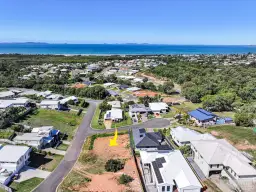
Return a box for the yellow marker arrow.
[109,128,118,146]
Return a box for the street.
[34,101,170,192]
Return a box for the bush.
[68,119,77,126]
[11,124,24,132]
[80,100,89,108]
[118,174,133,185]
[105,159,124,172]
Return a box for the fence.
[128,129,147,192]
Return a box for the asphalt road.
[34,101,170,192]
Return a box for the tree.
[99,101,111,112]
[118,174,134,185]
[234,112,254,127]
[105,159,124,172]
[162,81,174,94]
[143,77,148,83]
[179,145,191,157]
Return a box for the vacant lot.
[59,134,141,192]
[21,109,84,140]
[91,106,105,129]
[9,177,44,192]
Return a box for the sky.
[0,0,255,45]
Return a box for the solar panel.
[156,157,166,164]
[152,161,164,183]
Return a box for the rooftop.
[188,108,216,121]
[0,145,30,163]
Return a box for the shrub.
[118,174,133,185]
[11,124,24,132]
[105,159,124,172]
[68,119,77,126]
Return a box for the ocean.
[0,43,256,55]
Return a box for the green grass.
[207,125,256,145]
[173,102,202,112]
[111,112,132,128]
[28,152,64,172]
[57,143,69,151]
[214,111,235,118]
[91,106,105,129]
[161,111,176,118]
[58,171,91,192]
[10,177,44,192]
[0,129,14,139]
[21,109,84,140]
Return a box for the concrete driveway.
[16,166,51,183]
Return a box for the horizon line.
[0,42,255,46]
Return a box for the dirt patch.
[68,134,141,192]
[93,134,131,159]
[138,73,167,85]
[211,131,220,137]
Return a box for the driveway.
[34,101,170,192]
[187,157,206,180]
[16,166,51,183]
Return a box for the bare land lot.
[58,134,141,192]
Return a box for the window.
[217,164,219,168]
[210,165,212,168]
[167,186,170,191]
[162,186,165,191]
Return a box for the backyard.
[28,151,64,172]
[20,109,84,140]
[58,133,141,192]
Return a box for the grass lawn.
[10,177,44,192]
[207,125,256,145]
[91,106,105,129]
[57,143,69,151]
[20,109,84,140]
[58,171,90,192]
[214,111,235,118]
[111,112,132,128]
[173,102,202,113]
[28,152,64,172]
[0,129,14,139]
[161,111,176,118]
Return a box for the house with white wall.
[140,150,202,192]
[149,102,169,114]
[0,145,31,185]
[191,139,256,180]
[171,126,216,146]
[104,109,123,122]
[40,100,60,110]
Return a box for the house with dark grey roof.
[129,104,151,117]
[132,128,172,151]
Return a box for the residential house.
[107,101,121,109]
[0,98,31,109]
[140,150,202,192]
[188,108,217,127]
[0,91,15,99]
[104,109,123,121]
[107,90,119,97]
[132,128,172,151]
[83,81,95,86]
[60,96,79,104]
[0,145,31,185]
[14,126,60,149]
[191,139,256,180]
[37,90,52,98]
[0,100,13,109]
[171,126,216,146]
[129,104,151,117]
[149,102,169,114]
[40,100,60,110]
[126,87,141,92]
[103,83,116,88]
[118,84,129,90]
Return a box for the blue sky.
[0,0,255,45]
